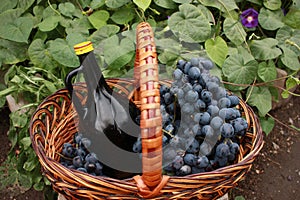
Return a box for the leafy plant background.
[0,0,299,198]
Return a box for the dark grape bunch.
[133,57,249,176]
[59,133,103,176]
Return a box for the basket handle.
[133,22,169,198]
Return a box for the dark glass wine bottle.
[65,41,141,179]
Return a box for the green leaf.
[234,195,246,200]
[23,154,39,172]
[133,0,151,11]
[263,0,282,10]
[222,54,258,89]
[33,181,44,191]
[276,26,300,53]
[174,0,192,3]
[205,36,228,67]
[89,25,120,45]
[0,39,27,64]
[105,0,130,8]
[223,18,247,46]
[103,36,135,69]
[154,0,177,9]
[88,10,110,29]
[168,4,211,43]
[17,0,35,11]
[0,0,18,13]
[10,112,27,128]
[66,33,87,47]
[250,38,282,60]
[258,7,284,30]
[58,2,76,18]
[258,61,277,82]
[283,9,300,29]
[286,76,299,90]
[280,46,300,70]
[20,137,32,150]
[38,16,61,32]
[247,86,272,116]
[199,0,238,11]
[111,7,135,24]
[28,39,57,69]
[91,0,106,9]
[236,46,255,64]
[0,8,23,25]
[246,0,262,5]
[48,38,79,67]
[0,17,33,43]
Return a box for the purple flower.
[240,8,259,28]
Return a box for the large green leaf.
[168,4,211,43]
[90,0,106,9]
[276,26,300,53]
[111,7,135,24]
[38,16,61,32]
[205,36,228,67]
[133,0,151,11]
[250,38,282,60]
[258,7,284,30]
[223,18,246,46]
[263,0,282,10]
[48,38,79,67]
[102,35,135,69]
[283,9,300,29]
[0,17,33,43]
[257,61,277,82]
[105,0,130,8]
[199,0,238,11]
[247,86,272,116]
[17,0,35,11]
[154,0,177,9]
[28,39,57,69]
[0,39,27,64]
[88,10,110,29]
[280,46,300,70]
[58,2,76,18]
[0,0,18,13]
[222,54,258,89]
[260,116,275,135]
[89,25,120,45]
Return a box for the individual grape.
[231,117,248,133]
[84,162,96,173]
[216,156,228,167]
[73,156,83,168]
[74,133,83,144]
[229,142,240,154]
[201,125,214,138]
[183,153,198,166]
[210,116,223,131]
[176,165,192,176]
[215,143,230,158]
[199,142,212,156]
[181,102,194,115]
[183,62,192,74]
[200,90,212,103]
[176,88,184,99]
[182,83,193,93]
[160,84,169,96]
[214,87,227,100]
[85,153,98,164]
[193,113,201,123]
[177,59,186,71]
[164,124,175,136]
[75,148,86,158]
[186,139,200,154]
[81,137,91,149]
[194,99,206,111]
[207,105,219,117]
[181,74,189,84]
[193,84,202,94]
[173,68,183,80]
[206,81,219,93]
[62,143,75,158]
[220,123,235,138]
[199,58,214,70]
[163,92,174,105]
[218,97,231,108]
[198,75,207,88]
[219,108,237,121]
[94,162,103,175]
[185,90,198,103]
[188,67,201,80]
[197,156,209,168]
[228,95,240,107]
[199,112,211,125]
[190,57,200,66]
[228,152,236,162]
[172,155,184,170]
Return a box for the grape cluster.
[60,133,103,176]
[133,57,248,176]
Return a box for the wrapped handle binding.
[133,22,169,198]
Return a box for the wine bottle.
[65,41,141,179]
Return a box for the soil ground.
[0,87,299,200]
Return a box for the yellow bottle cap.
[74,41,94,55]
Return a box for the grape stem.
[267,113,300,133]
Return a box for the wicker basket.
[29,22,264,200]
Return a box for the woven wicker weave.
[30,22,264,199]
